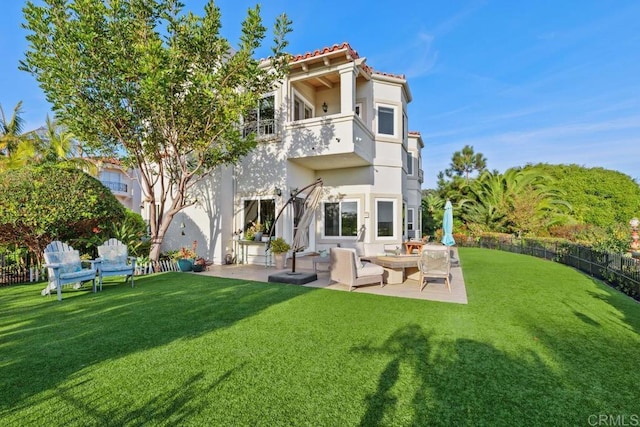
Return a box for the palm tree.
[0,102,34,171]
[461,168,571,236]
[460,171,509,232]
[33,116,97,175]
[1,109,97,174]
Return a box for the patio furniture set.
[329,244,454,292]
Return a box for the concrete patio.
[199,248,468,304]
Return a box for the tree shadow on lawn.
[30,365,245,425]
[354,324,615,426]
[0,273,314,413]
[584,277,640,336]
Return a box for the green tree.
[21,0,292,261]
[0,166,125,261]
[445,145,487,183]
[461,168,571,236]
[421,189,444,237]
[524,164,640,228]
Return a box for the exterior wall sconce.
[180,221,185,236]
[322,102,328,113]
[274,187,282,197]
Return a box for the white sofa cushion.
[357,262,384,277]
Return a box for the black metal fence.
[461,236,640,301]
[0,253,41,286]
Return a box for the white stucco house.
[97,159,142,212]
[155,42,424,264]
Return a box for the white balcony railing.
[101,180,128,193]
[242,119,279,139]
[284,113,375,168]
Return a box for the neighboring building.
[97,159,141,212]
[157,43,424,264]
[30,125,143,213]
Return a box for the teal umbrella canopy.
[441,200,455,246]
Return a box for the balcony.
[101,180,128,194]
[242,119,280,141]
[284,113,375,170]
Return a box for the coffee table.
[364,255,420,284]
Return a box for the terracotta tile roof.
[408,131,421,136]
[289,42,405,80]
[290,42,361,62]
[87,157,123,166]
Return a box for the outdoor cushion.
[100,264,134,273]
[99,245,128,268]
[357,262,384,277]
[45,250,82,275]
[343,247,364,268]
[42,242,98,300]
[60,269,96,281]
[96,238,135,291]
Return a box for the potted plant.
[270,237,290,270]
[244,221,264,241]
[173,243,197,272]
[192,257,206,272]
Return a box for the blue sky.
[2,1,639,188]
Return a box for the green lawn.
[1,248,638,426]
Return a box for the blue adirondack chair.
[96,238,136,290]
[43,241,99,301]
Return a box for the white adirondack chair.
[42,241,99,301]
[96,238,136,291]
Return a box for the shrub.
[270,237,290,254]
[0,166,125,260]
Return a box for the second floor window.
[407,152,414,175]
[323,200,358,237]
[378,106,394,136]
[244,95,275,138]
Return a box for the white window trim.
[376,103,397,138]
[241,92,277,140]
[292,89,315,122]
[355,102,363,119]
[321,199,360,239]
[407,151,415,176]
[407,208,415,231]
[241,196,276,230]
[402,111,408,140]
[375,198,397,240]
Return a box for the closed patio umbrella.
[441,200,455,246]
[292,184,323,252]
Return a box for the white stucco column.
[339,64,357,114]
